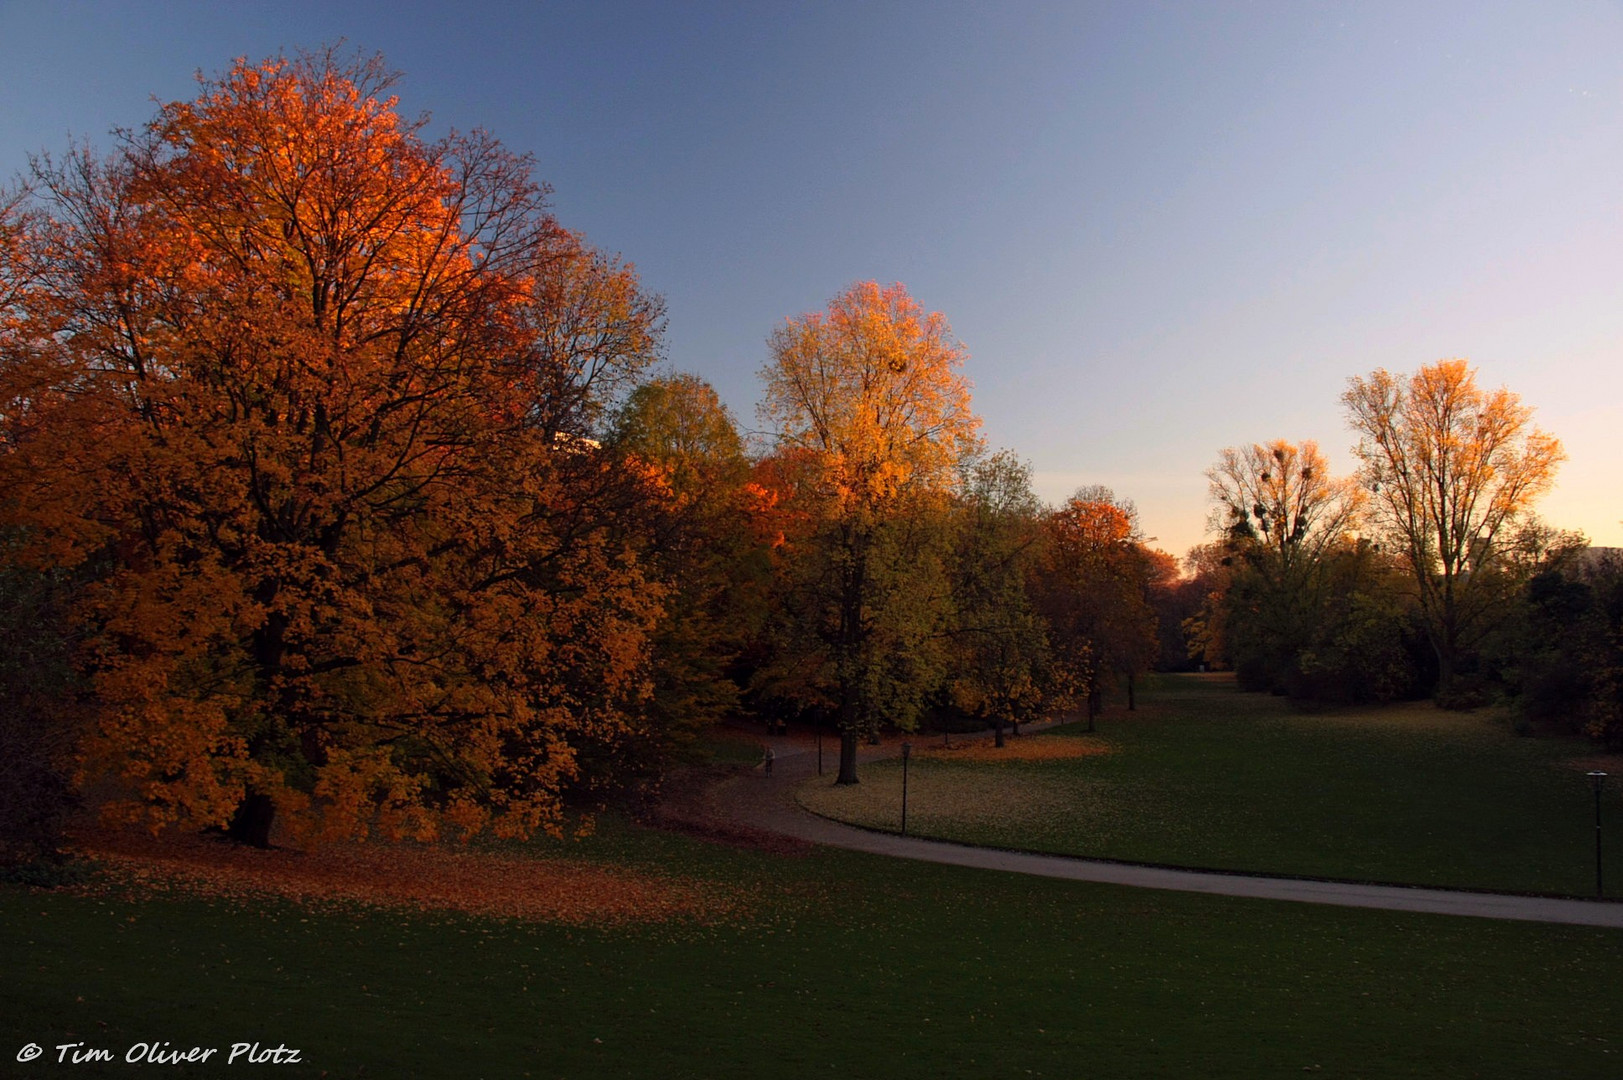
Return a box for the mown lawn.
[800,673,1623,895]
[4,819,1622,1079]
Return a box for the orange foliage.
[756,284,984,778]
[1039,491,1160,690]
[1048,498,1135,562]
[742,448,822,551]
[0,51,665,844]
[1344,360,1564,580]
[760,281,982,517]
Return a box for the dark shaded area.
[0,553,82,866]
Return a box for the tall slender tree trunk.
[835,525,867,785]
[1434,639,1456,702]
[836,727,860,785]
[1433,598,1459,701]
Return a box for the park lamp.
[900,742,913,837]
[1588,771,1608,899]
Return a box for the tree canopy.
[1343,359,1565,695]
[0,50,666,845]
[760,281,981,517]
[946,451,1052,745]
[1207,440,1363,571]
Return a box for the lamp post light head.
[1591,771,1609,785]
[901,741,911,761]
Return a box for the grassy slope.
[800,674,1623,895]
[5,821,1623,1079]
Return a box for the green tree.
[609,374,764,764]
[946,451,1053,747]
[1204,440,1365,694]
[1578,550,1623,745]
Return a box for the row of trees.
[1190,359,1622,741]
[626,281,1175,786]
[7,50,1612,861]
[0,51,1176,858]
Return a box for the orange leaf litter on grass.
[73,829,752,927]
[917,737,1112,764]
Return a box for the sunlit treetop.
[759,281,982,514]
[1206,439,1364,570]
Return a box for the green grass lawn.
[800,673,1623,896]
[5,819,1623,1079]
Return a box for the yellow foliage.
[1343,358,1566,687]
[760,281,983,517]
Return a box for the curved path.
[705,734,1623,929]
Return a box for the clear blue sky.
[4,1,1620,558]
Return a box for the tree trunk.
[226,793,276,848]
[836,728,860,785]
[1127,673,1136,711]
[993,716,1005,748]
[1434,639,1456,703]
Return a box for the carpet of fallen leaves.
[918,736,1112,764]
[69,827,753,927]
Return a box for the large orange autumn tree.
[0,51,666,845]
[758,282,982,784]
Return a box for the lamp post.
[900,742,912,837]
[1589,771,1608,899]
[816,719,823,777]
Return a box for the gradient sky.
[3,1,1619,558]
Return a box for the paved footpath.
[706,732,1623,929]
